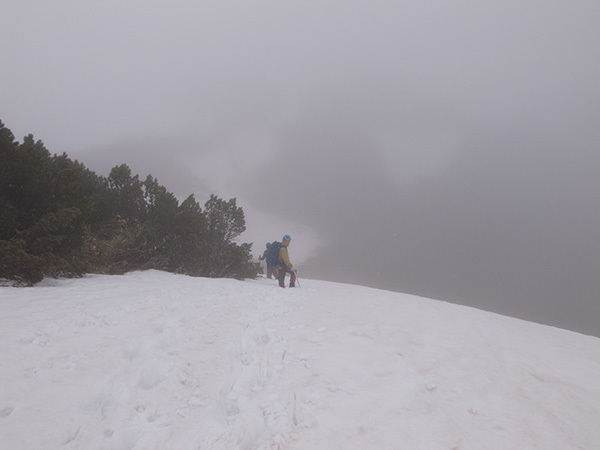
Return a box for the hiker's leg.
[278,268,286,288]
[289,271,296,288]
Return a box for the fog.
[249,87,600,336]
[2,1,599,335]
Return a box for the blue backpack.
[266,241,282,265]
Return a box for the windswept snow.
[1,270,599,449]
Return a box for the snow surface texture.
[1,271,599,450]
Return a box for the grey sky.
[2,1,599,335]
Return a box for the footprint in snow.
[0,406,14,418]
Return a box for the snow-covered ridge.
[1,270,599,449]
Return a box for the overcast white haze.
[1,271,600,449]
[2,1,600,336]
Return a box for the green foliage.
[202,195,254,278]
[0,239,43,285]
[165,194,207,274]
[108,164,146,223]
[0,120,258,284]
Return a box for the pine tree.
[168,194,207,274]
[202,195,253,278]
[0,121,259,283]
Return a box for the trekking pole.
[295,271,301,288]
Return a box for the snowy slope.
[1,271,599,449]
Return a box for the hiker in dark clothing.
[258,242,277,279]
[276,235,296,288]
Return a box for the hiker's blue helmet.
[282,235,291,241]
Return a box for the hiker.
[258,242,277,279]
[276,235,297,288]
